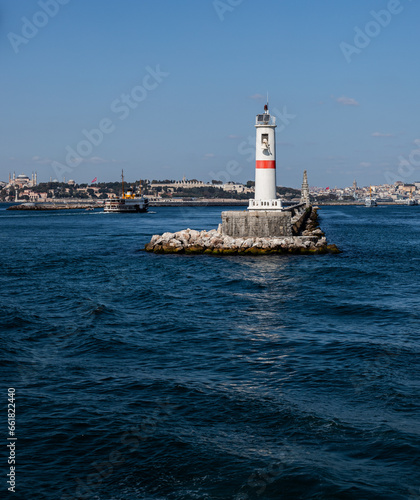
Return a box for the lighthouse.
[220,102,301,239]
[248,104,283,211]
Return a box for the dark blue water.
[1,204,419,500]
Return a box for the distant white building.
[151,176,211,189]
[221,182,253,194]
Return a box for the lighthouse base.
[144,206,341,255]
[220,210,292,238]
[248,199,284,210]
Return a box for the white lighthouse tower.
[248,104,283,211]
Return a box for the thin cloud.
[31,155,112,166]
[371,132,394,137]
[249,93,264,100]
[360,162,371,167]
[83,157,122,165]
[88,156,107,164]
[204,153,215,159]
[323,155,346,161]
[227,134,241,140]
[32,156,53,165]
[335,96,360,106]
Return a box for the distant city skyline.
[2,0,420,188]
[3,170,419,193]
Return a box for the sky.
[1,0,420,188]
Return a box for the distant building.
[7,172,37,188]
[222,182,253,194]
[149,177,253,194]
[398,184,415,194]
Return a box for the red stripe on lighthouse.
[256,160,276,169]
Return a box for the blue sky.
[1,0,420,188]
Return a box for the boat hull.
[365,198,377,207]
[104,198,149,213]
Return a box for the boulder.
[316,237,327,247]
[169,239,183,248]
[269,238,284,249]
[209,236,223,247]
[175,230,190,244]
[222,235,236,247]
[161,232,174,243]
[189,229,200,240]
[241,238,255,248]
[300,236,318,243]
[149,234,161,246]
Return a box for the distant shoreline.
[2,200,414,209]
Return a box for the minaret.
[301,170,310,207]
[35,172,38,186]
[248,103,283,210]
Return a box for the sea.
[0,203,419,500]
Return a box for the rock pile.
[145,208,340,255]
[145,230,339,255]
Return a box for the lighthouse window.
[263,114,270,122]
[257,114,264,122]
[261,134,268,144]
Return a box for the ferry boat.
[365,186,377,207]
[406,193,418,205]
[104,171,149,213]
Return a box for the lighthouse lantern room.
[248,104,284,211]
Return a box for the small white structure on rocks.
[248,104,283,211]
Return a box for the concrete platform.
[221,210,293,238]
